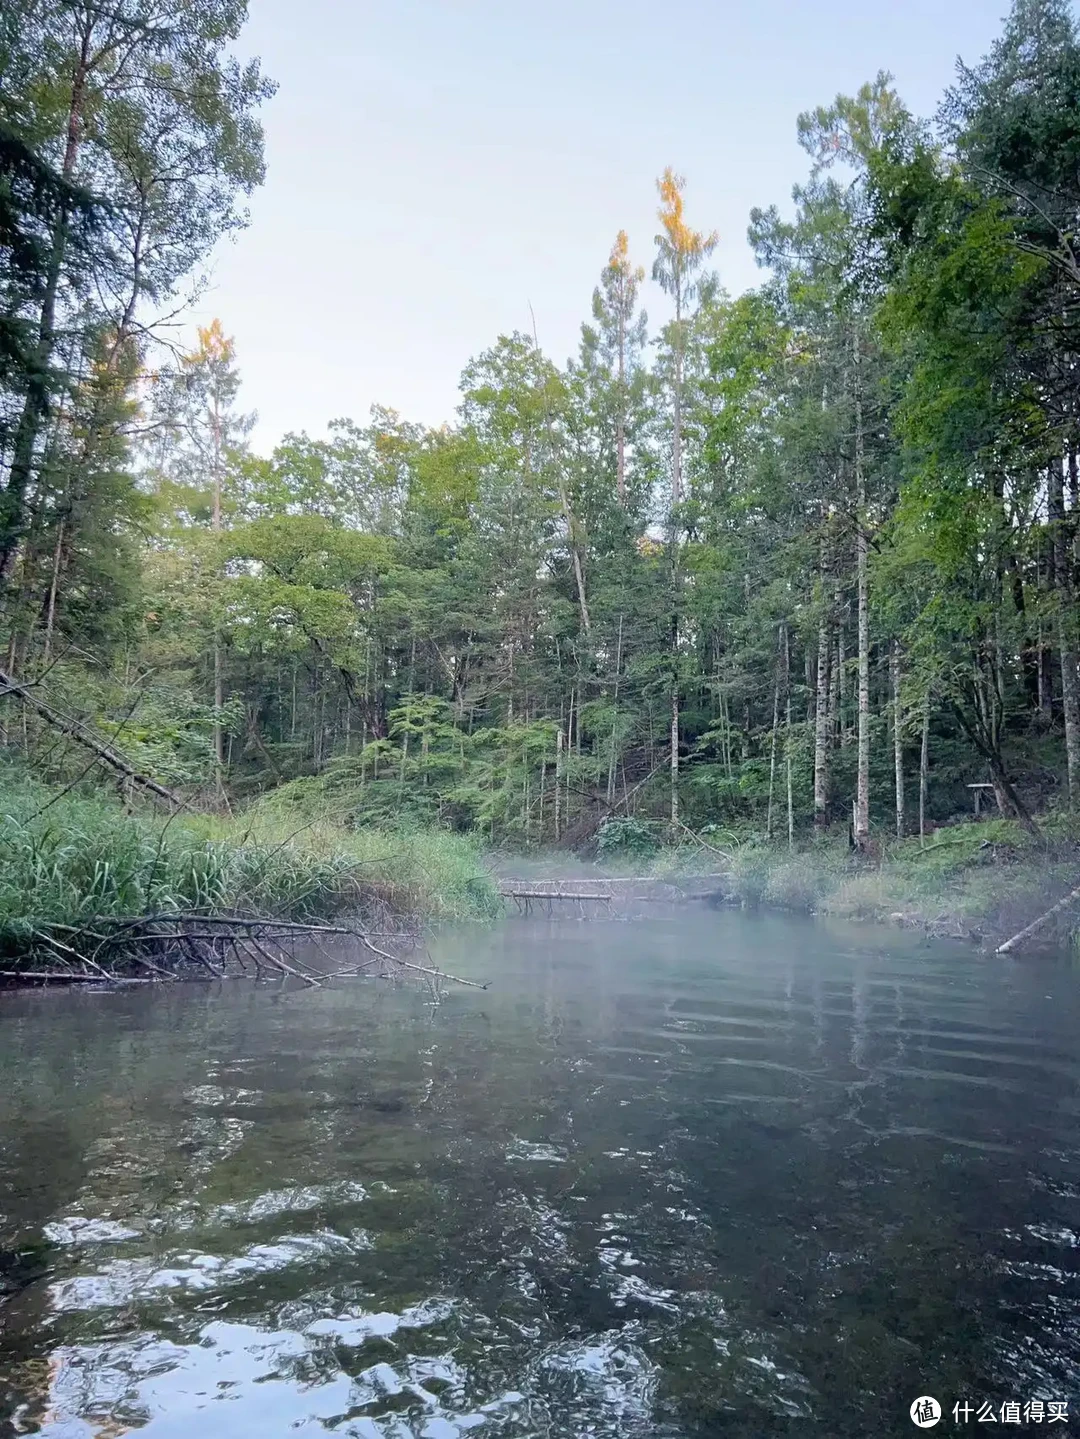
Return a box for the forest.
[1,0,1079,890]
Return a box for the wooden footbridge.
[495,875,723,917]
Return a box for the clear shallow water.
[0,911,1079,1437]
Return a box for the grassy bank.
[0,774,500,971]
[485,817,1080,949]
[708,818,1080,948]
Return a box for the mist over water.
[1,911,1079,1436]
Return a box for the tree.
[653,170,719,509]
[146,320,253,780]
[0,0,272,590]
[9,0,1080,848]
[653,170,718,826]
[585,231,648,505]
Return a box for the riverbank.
[690,818,1080,949]
[498,816,1080,949]
[4,763,1077,978]
[0,774,500,975]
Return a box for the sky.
[186,0,1012,451]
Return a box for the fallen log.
[995,880,1080,954]
[0,970,159,984]
[501,888,612,901]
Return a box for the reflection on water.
[1,911,1079,1436]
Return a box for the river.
[0,911,1078,1436]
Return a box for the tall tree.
[0,0,272,590]
[147,320,253,779]
[586,231,648,505]
[653,170,718,826]
[653,170,719,509]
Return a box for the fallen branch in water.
[357,935,488,989]
[995,879,1080,954]
[0,969,160,983]
[0,910,460,989]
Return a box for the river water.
[0,911,1079,1437]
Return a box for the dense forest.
[2,0,1080,859]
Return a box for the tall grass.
[0,774,500,963]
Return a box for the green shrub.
[726,848,772,908]
[596,817,661,861]
[762,855,826,913]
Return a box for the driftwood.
[355,934,487,989]
[495,874,724,918]
[502,887,613,901]
[0,668,182,808]
[0,910,476,990]
[995,880,1080,954]
[498,881,613,918]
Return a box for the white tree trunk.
[892,640,904,839]
[212,391,225,787]
[670,688,679,828]
[814,607,831,828]
[766,631,781,842]
[854,335,870,851]
[784,621,794,850]
[1050,458,1080,804]
[919,688,930,846]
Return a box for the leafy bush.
[596,817,661,860]
[762,855,827,913]
[726,847,772,908]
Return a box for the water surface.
[1,911,1079,1436]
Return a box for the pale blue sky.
[190,0,1011,449]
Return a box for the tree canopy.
[2,0,1079,853]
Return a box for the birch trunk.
[783,621,794,850]
[607,613,623,805]
[672,334,683,507]
[891,640,904,839]
[813,603,832,829]
[854,333,871,852]
[670,686,680,828]
[766,631,781,843]
[555,721,563,840]
[919,688,930,846]
[42,515,65,666]
[669,289,683,826]
[1049,458,1080,804]
[211,383,225,789]
[837,621,850,746]
[616,291,626,504]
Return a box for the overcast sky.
[185,0,1011,450]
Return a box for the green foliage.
[596,817,661,860]
[2,0,1078,876]
[0,769,499,962]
